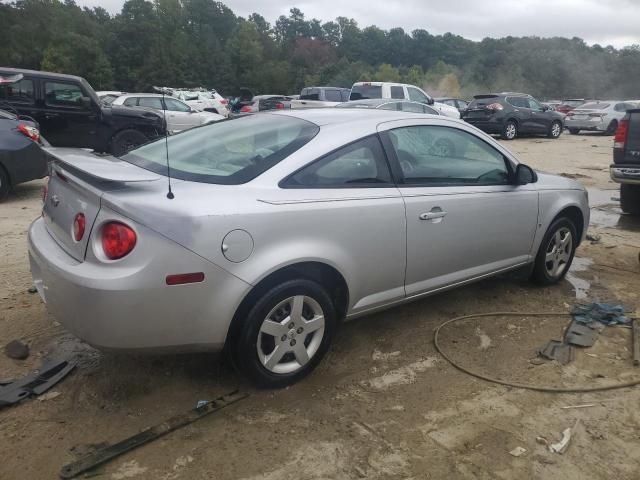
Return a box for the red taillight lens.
[73,213,86,242]
[240,105,252,113]
[18,124,40,142]
[486,102,504,111]
[166,272,205,285]
[101,222,137,260]
[614,118,629,149]
[275,102,284,110]
[219,98,228,105]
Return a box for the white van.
[350,82,460,118]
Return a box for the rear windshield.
[350,85,382,100]
[121,115,319,185]
[579,102,609,110]
[300,88,320,100]
[468,96,500,108]
[562,100,585,107]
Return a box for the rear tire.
[110,129,148,156]
[0,167,10,201]
[569,128,580,135]
[501,120,518,140]
[620,184,640,215]
[548,121,563,139]
[531,217,578,285]
[605,120,618,136]
[232,279,336,388]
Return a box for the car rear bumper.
[462,118,503,134]
[28,216,251,352]
[2,141,48,186]
[565,119,607,131]
[610,164,640,184]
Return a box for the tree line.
[1,0,639,100]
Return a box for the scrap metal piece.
[564,321,596,347]
[0,359,75,408]
[539,340,574,365]
[59,390,248,479]
[633,319,640,367]
[549,420,579,454]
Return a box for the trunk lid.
[43,148,162,261]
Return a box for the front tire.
[501,120,518,140]
[569,128,580,135]
[548,121,562,139]
[620,184,640,215]
[0,167,10,201]
[531,218,578,285]
[232,279,336,388]
[110,129,148,156]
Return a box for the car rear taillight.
[589,113,605,118]
[614,118,629,149]
[101,222,137,260]
[485,102,503,111]
[275,102,284,110]
[18,124,40,142]
[240,105,252,113]
[219,99,228,105]
[73,213,86,242]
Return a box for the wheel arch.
[224,261,350,349]
[551,205,585,245]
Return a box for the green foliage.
[1,0,639,99]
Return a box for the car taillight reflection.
[73,213,86,242]
[101,222,137,260]
[18,124,40,142]
[614,118,629,149]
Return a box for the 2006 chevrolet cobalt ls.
[29,109,589,387]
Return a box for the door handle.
[419,209,447,221]
[44,113,60,120]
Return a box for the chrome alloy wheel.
[257,295,325,374]
[551,122,561,137]
[544,227,573,278]
[505,122,517,139]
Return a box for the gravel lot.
[1,132,640,480]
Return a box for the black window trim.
[379,125,517,188]
[279,134,397,189]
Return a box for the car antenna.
[159,88,174,199]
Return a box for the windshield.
[578,102,609,110]
[121,114,319,185]
[350,85,382,100]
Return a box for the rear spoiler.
[45,147,161,183]
[473,94,499,99]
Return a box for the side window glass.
[401,102,425,113]
[379,102,400,111]
[407,87,429,104]
[164,98,191,112]
[528,98,543,111]
[325,90,342,102]
[341,90,350,102]
[138,97,163,109]
[44,82,85,108]
[284,136,392,187]
[123,97,138,107]
[388,126,510,186]
[0,79,35,104]
[390,86,405,99]
[457,100,469,110]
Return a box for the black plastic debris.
[539,340,574,364]
[565,322,597,347]
[0,359,75,408]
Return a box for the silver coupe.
[28,109,589,387]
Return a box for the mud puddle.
[588,187,640,231]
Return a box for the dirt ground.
[1,131,640,480]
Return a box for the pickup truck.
[289,87,350,109]
[611,108,640,215]
[0,68,166,156]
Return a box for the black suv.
[462,93,565,140]
[0,68,166,155]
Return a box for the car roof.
[269,107,441,126]
[0,67,84,82]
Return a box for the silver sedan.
[566,100,638,135]
[28,109,589,387]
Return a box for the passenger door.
[527,98,550,132]
[279,135,407,314]
[379,121,539,297]
[39,80,98,148]
[163,97,196,131]
[506,96,534,133]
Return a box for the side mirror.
[541,105,549,112]
[515,164,537,185]
[80,96,92,109]
[427,96,435,105]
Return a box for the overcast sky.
[78,0,640,48]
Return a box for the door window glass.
[138,97,163,109]
[0,79,35,104]
[506,96,528,108]
[379,102,400,111]
[164,98,191,112]
[407,87,430,104]
[123,97,138,107]
[390,86,405,99]
[527,98,543,111]
[283,136,392,187]
[388,126,510,186]
[401,102,427,113]
[325,90,342,102]
[44,82,85,108]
